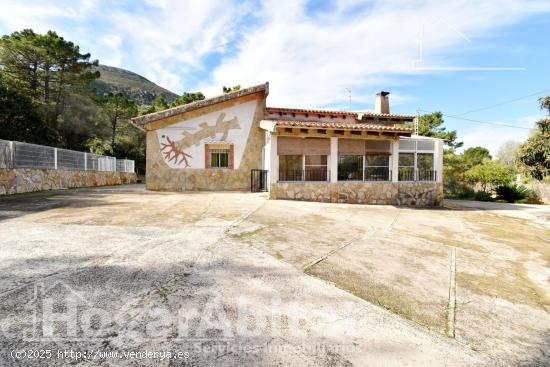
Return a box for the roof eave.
[268,120,413,134]
[131,82,269,127]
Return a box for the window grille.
[209,148,230,168]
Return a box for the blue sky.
[1,0,549,154]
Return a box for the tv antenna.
[344,87,352,111]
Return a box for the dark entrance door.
[251,169,268,192]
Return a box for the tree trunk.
[30,62,39,95]
[111,119,117,150]
[44,65,50,102]
[111,104,119,151]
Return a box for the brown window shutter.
[338,138,365,155]
[205,144,210,168]
[277,137,304,155]
[304,138,330,155]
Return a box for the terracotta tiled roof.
[266,107,415,120]
[267,119,413,133]
[267,107,354,116]
[359,111,416,119]
[131,82,269,127]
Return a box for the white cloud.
[459,115,542,155]
[202,0,550,108]
[109,0,251,92]
[0,0,548,109]
[97,35,123,66]
[0,0,97,33]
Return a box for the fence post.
[84,153,87,171]
[9,141,14,169]
[54,148,58,169]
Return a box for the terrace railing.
[364,167,391,181]
[398,167,436,182]
[338,167,392,182]
[279,168,329,182]
[398,167,415,181]
[338,168,363,181]
[0,139,134,173]
[418,169,436,182]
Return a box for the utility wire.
[449,89,550,117]
[418,109,532,130]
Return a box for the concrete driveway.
[1,185,547,366]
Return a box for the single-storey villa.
[131,82,444,206]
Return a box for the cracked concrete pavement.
[0,185,503,366]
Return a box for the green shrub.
[474,191,493,202]
[457,187,475,199]
[495,184,530,203]
[465,160,513,192]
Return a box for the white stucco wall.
[155,100,258,169]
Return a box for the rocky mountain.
[93,65,178,106]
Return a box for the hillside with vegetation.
[93,65,178,106]
[0,29,205,174]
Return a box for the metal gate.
[251,169,268,192]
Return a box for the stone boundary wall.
[0,168,136,195]
[270,182,443,206]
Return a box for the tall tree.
[517,96,550,180]
[99,93,137,150]
[465,160,513,192]
[0,30,99,117]
[496,141,520,170]
[517,119,550,180]
[539,96,550,114]
[415,112,463,148]
[0,29,44,98]
[443,147,490,194]
[462,146,491,170]
[0,73,54,144]
[171,91,205,107]
[0,29,100,148]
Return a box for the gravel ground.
[2,184,541,366]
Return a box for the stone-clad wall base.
[397,182,443,206]
[270,182,443,207]
[0,169,137,195]
[146,168,254,192]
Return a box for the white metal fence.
[0,139,134,173]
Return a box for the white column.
[263,131,270,172]
[9,141,14,168]
[269,135,278,185]
[434,139,444,183]
[330,137,338,183]
[54,148,58,170]
[391,139,399,182]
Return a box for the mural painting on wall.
[156,100,257,169]
[160,113,239,167]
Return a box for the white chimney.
[375,91,390,114]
